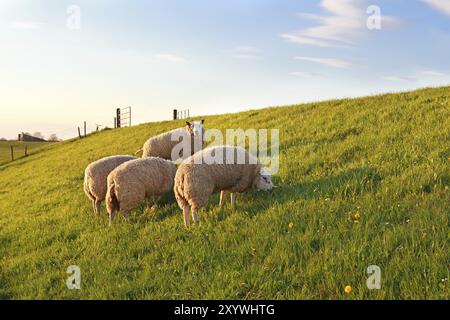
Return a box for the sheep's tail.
[134,148,143,155]
[106,182,120,214]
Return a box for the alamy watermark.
[170,128,280,175]
[66,265,81,290]
[367,5,382,30]
[66,5,81,30]
[366,265,381,290]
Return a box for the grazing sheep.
[174,146,274,227]
[135,120,205,161]
[83,155,137,215]
[106,157,178,225]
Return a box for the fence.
[115,107,132,128]
[0,144,30,165]
[173,109,190,120]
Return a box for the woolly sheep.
[83,155,137,215]
[106,157,178,225]
[174,145,274,227]
[135,120,205,160]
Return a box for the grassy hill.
[0,141,53,166]
[0,87,449,299]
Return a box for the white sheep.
[174,145,274,227]
[106,157,178,225]
[135,120,205,161]
[83,155,137,215]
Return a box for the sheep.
[83,155,137,215]
[134,120,205,161]
[174,145,274,227]
[106,157,178,226]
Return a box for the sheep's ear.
[186,121,191,127]
[201,119,205,124]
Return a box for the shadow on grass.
[119,167,382,225]
[231,167,382,219]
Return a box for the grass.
[0,141,54,166]
[0,86,449,299]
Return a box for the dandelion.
[288,222,294,229]
[352,211,361,224]
[344,285,352,294]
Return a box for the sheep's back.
[111,157,177,198]
[84,155,136,199]
[143,128,191,159]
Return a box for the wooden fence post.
[78,127,82,138]
[173,109,178,120]
[84,121,87,137]
[116,108,121,128]
[25,145,28,157]
[10,146,14,161]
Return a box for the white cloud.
[421,0,450,16]
[295,56,353,68]
[421,70,448,76]
[383,76,417,82]
[282,0,400,47]
[232,46,261,60]
[8,21,43,29]
[290,71,324,78]
[154,53,186,63]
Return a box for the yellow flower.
[288,222,294,229]
[354,212,361,220]
[344,285,352,294]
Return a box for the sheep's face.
[255,168,274,191]
[186,120,205,138]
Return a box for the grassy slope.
[0,87,449,300]
[0,141,53,166]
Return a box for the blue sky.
[1,0,450,139]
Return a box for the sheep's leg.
[192,208,199,226]
[109,210,117,227]
[183,205,191,228]
[91,199,97,215]
[152,196,161,207]
[94,200,101,215]
[231,193,237,208]
[219,191,227,207]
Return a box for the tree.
[33,132,45,140]
[0,137,6,141]
[48,134,60,142]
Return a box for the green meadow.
[0,86,449,299]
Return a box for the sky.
[1,0,450,140]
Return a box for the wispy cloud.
[421,70,448,76]
[8,21,44,29]
[421,0,450,16]
[295,56,353,68]
[290,71,324,78]
[232,46,261,60]
[154,53,186,63]
[383,76,417,82]
[281,0,400,47]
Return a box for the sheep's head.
[254,167,274,191]
[186,120,205,138]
